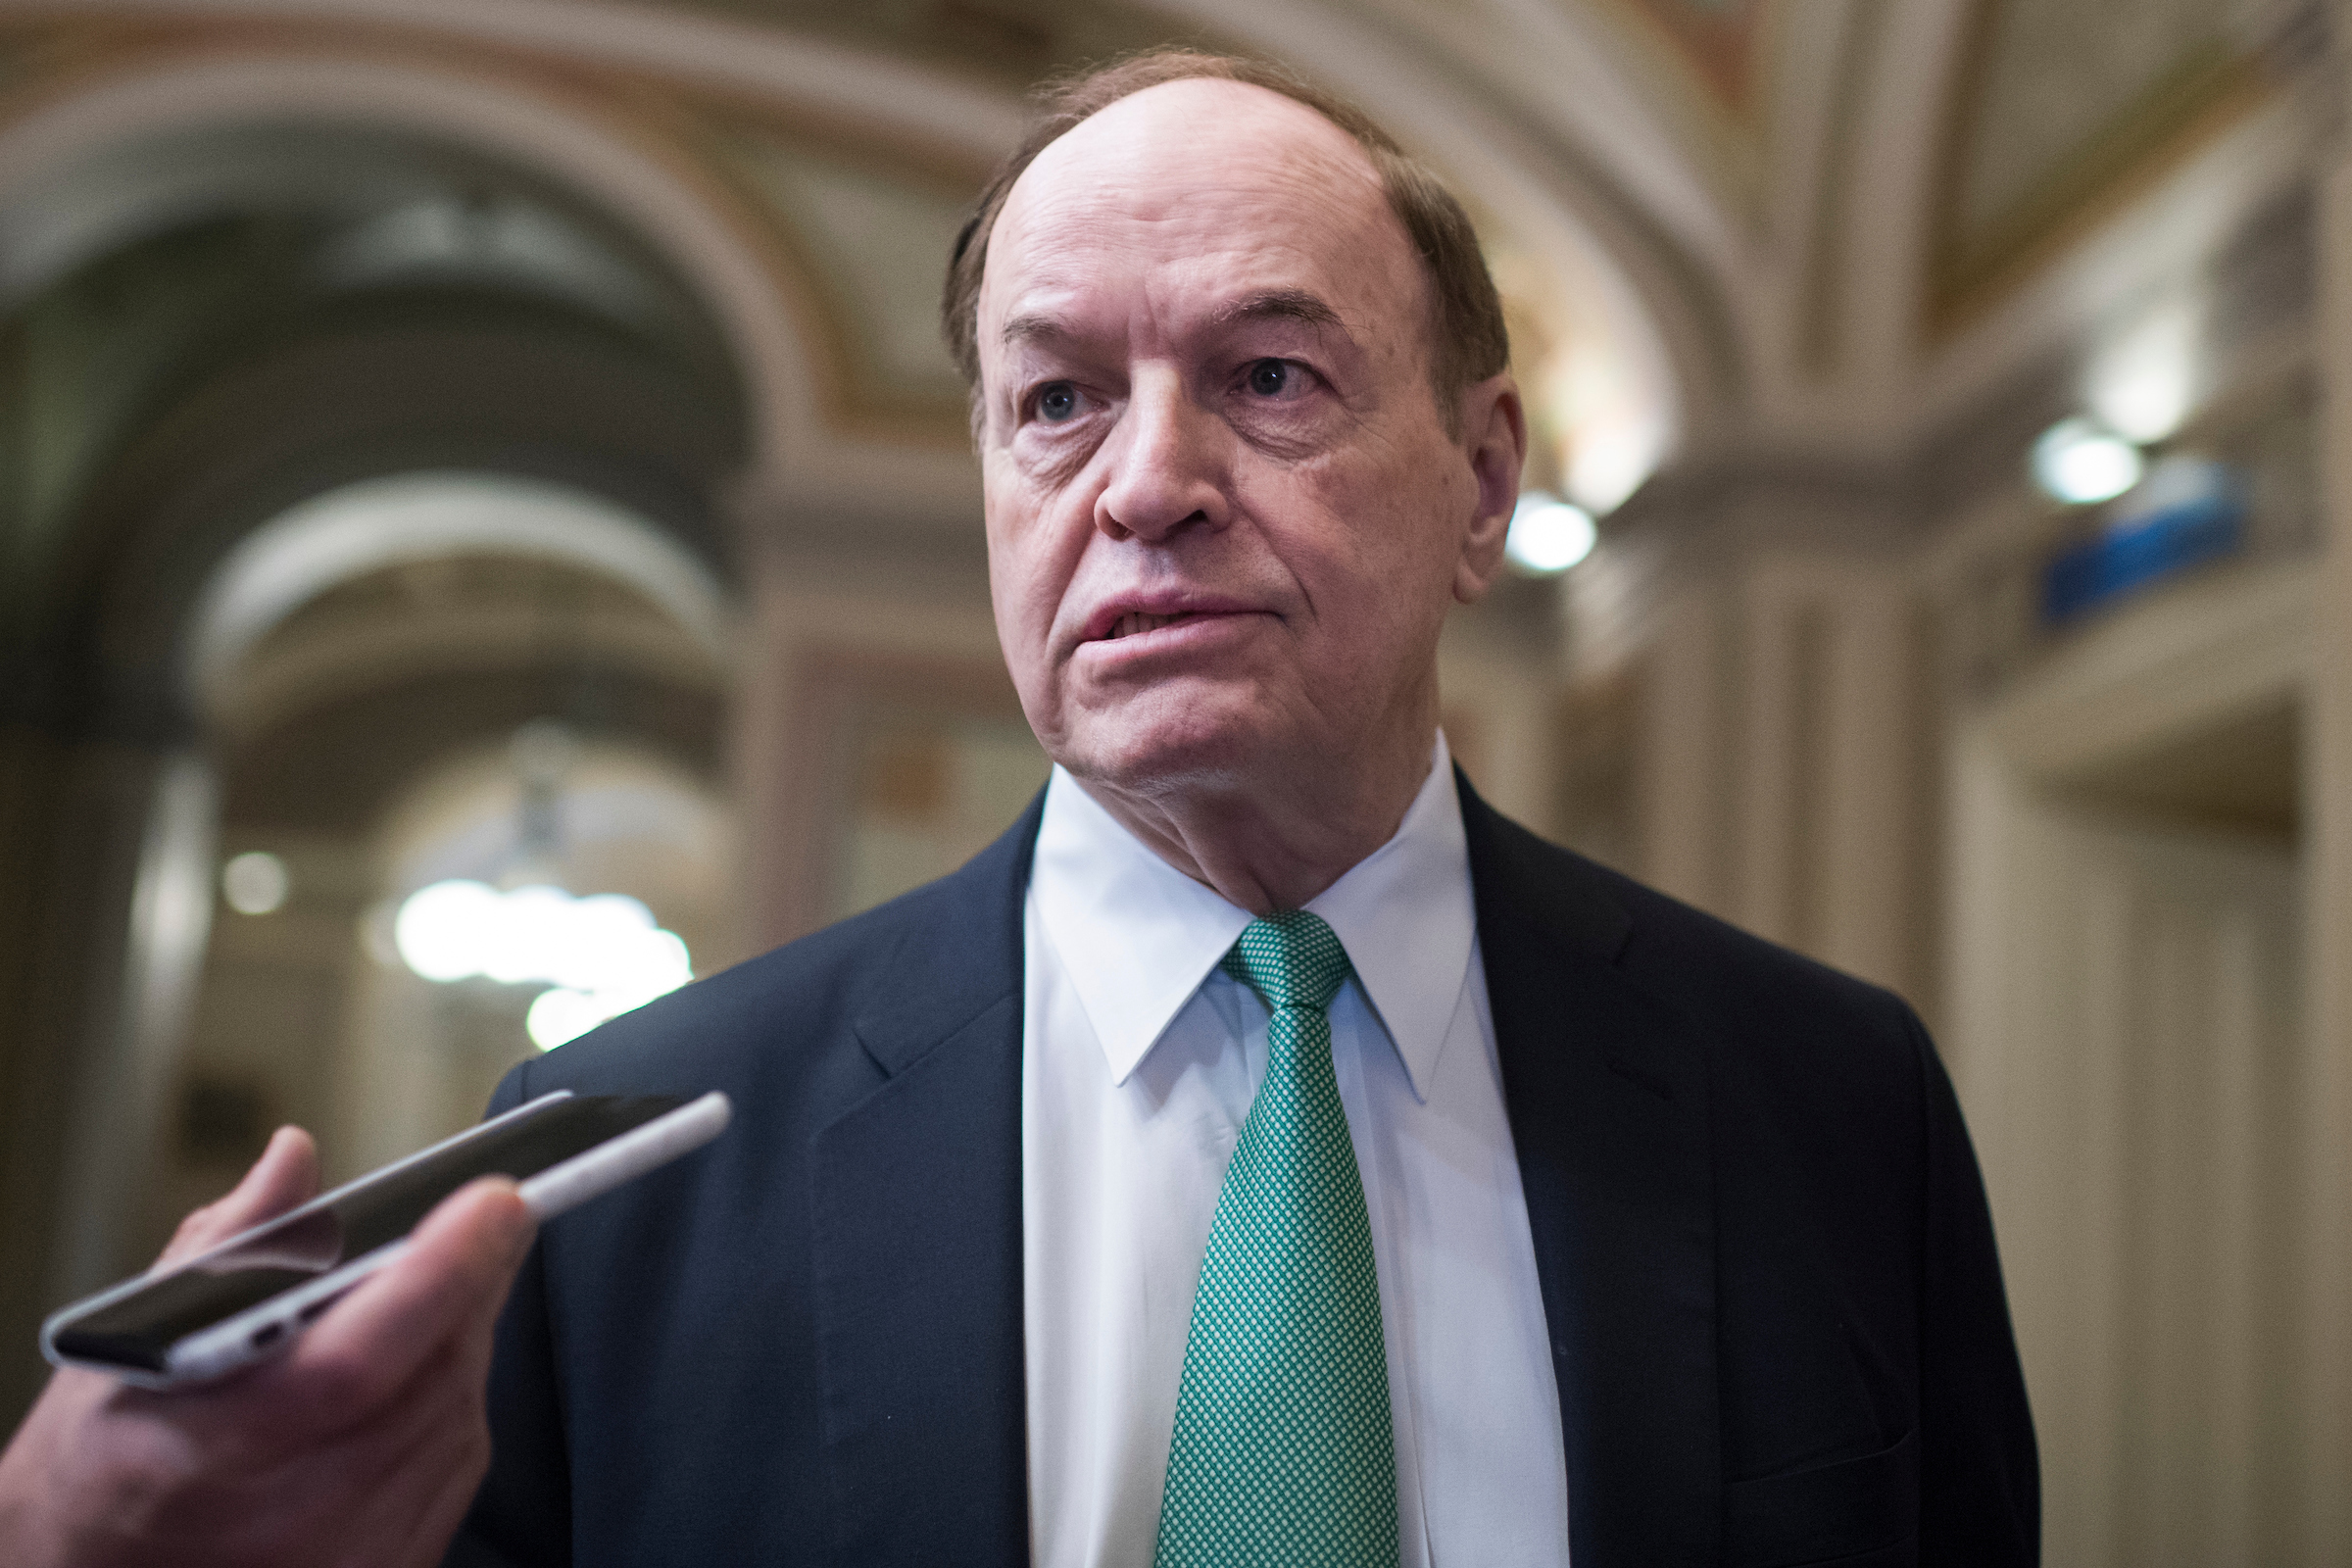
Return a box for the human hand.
[0,1125,536,1568]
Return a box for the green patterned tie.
[1154,910,1396,1568]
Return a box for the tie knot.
[1220,909,1353,1013]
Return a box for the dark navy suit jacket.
[446,774,2037,1567]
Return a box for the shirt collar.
[1030,733,1475,1101]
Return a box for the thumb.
[157,1125,322,1266]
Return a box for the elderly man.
[0,48,2036,1568]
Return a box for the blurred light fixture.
[525,987,630,1054]
[2088,299,2198,445]
[221,851,290,915]
[1566,439,1651,515]
[391,879,692,1051]
[2032,417,2144,506]
[1505,491,1597,575]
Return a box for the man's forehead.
[981,78,1400,327]
[1018,76,1379,197]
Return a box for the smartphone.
[40,1089,731,1391]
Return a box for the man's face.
[975,78,1512,801]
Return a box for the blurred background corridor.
[0,0,2347,1560]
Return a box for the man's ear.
[1453,373,1527,605]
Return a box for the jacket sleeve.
[1906,1008,2040,1566]
[441,1059,573,1568]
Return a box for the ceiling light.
[2032,417,2143,506]
[1505,491,1597,575]
[221,851,289,915]
[527,987,628,1053]
[392,878,693,1050]
[2088,299,2198,445]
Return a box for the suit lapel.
[811,798,1042,1567]
[806,777,1725,1565]
[1460,772,1723,1567]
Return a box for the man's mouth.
[1105,611,1199,640]
[1080,597,1260,647]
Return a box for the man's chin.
[1053,712,1275,801]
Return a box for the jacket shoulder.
[1465,792,1924,1063]
[1602,855,1918,1047]
[502,795,1042,1102]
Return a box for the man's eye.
[1035,382,1081,422]
[1246,360,1292,398]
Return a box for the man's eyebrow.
[996,291,1352,351]
[1000,313,1075,348]
[1212,290,1349,337]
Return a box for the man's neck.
[1069,720,1439,916]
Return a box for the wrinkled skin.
[977,77,1525,913]
[0,1128,534,1568]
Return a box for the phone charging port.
[249,1322,285,1349]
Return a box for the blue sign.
[2042,460,2245,625]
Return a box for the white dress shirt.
[1021,734,1572,1568]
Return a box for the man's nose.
[1095,371,1226,543]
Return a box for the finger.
[0,1367,120,1553]
[277,1179,533,1417]
[126,1332,485,1559]
[321,1342,495,1568]
[383,1412,497,1568]
[236,1323,490,1564]
[157,1126,322,1265]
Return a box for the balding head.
[942,49,1507,442]
[976,76,1430,454]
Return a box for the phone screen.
[52,1095,681,1372]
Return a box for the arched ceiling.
[1931,0,2285,326]
[621,0,2314,375]
[0,0,2325,522]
